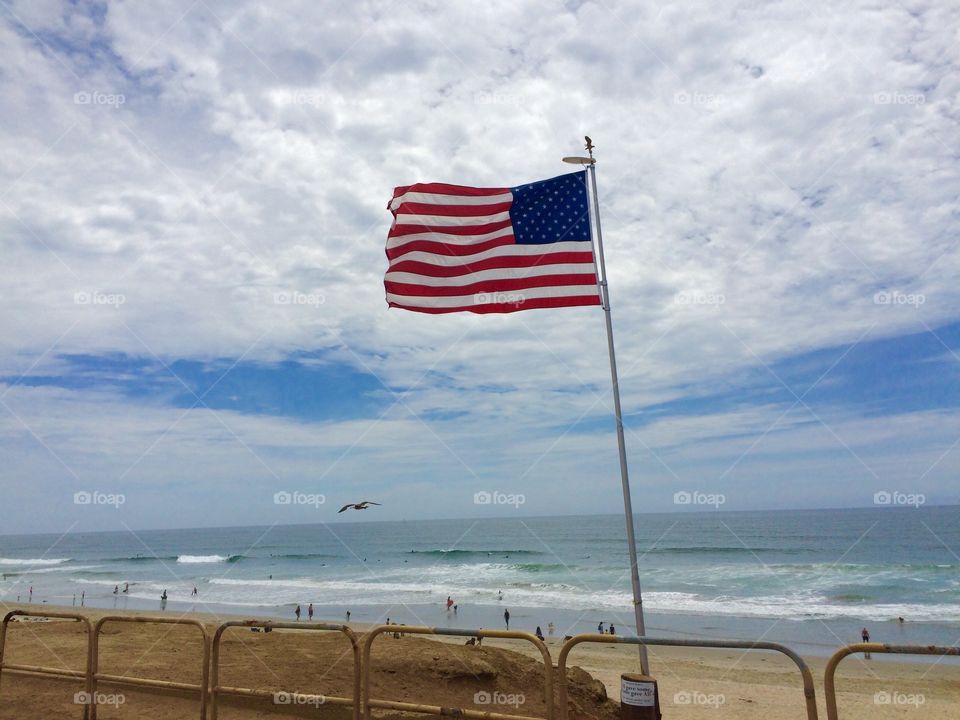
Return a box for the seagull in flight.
[338,501,382,513]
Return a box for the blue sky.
[0,1,958,533]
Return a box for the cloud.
[0,0,958,531]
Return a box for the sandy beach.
[1,604,957,719]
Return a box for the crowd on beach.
[14,582,901,660]
[283,591,571,644]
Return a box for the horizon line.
[1,502,957,539]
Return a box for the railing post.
[557,634,817,720]
[1,610,94,720]
[92,615,210,719]
[361,625,553,720]
[211,620,360,720]
[824,643,960,720]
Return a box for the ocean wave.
[642,592,960,623]
[3,564,102,575]
[0,558,70,566]
[408,549,540,558]
[509,563,571,572]
[52,572,960,623]
[105,555,179,562]
[647,546,806,555]
[176,554,243,564]
[190,581,960,622]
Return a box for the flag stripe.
[389,252,596,278]
[386,227,515,252]
[389,218,513,238]
[391,183,508,199]
[394,241,595,267]
[385,263,596,286]
[389,191,512,211]
[386,274,598,297]
[386,284,597,308]
[386,236,516,261]
[388,295,599,314]
[385,173,601,315]
[392,200,514,216]
[393,210,512,227]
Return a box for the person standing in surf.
[861,627,871,658]
[295,604,301,621]
[504,609,510,629]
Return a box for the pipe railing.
[209,620,361,720]
[823,643,960,720]
[18,609,960,720]
[90,615,210,720]
[0,610,94,719]
[361,625,554,720]
[557,634,818,720]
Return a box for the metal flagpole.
[565,137,650,675]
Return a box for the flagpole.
[571,138,650,675]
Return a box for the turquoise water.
[2,507,958,656]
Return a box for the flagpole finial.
[562,136,596,166]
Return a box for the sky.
[0,0,958,534]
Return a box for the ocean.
[2,507,958,658]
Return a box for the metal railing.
[0,609,94,719]
[823,643,960,720]
[22,610,960,720]
[90,615,210,720]
[556,634,819,720]
[361,625,554,720]
[209,620,361,720]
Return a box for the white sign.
[622,678,657,707]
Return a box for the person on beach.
[113,585,118,595]
[535,626,544,641]
[609,624,616,635]
[597,622,603,633]
[446,596,454,610]
[123,583,128,593]
[497,590,503,601]
[295,604,301,621]
[308,603,313,621]
[548,622,555,636]
[504,609,510,629]
[29,586,33,602]
[192,586,198,597]
[861,627,871,658]
[81,591,85,607]
[346,610,351,622]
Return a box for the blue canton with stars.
[509,171,591,245]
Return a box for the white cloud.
[0,1,958,530]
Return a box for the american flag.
[385,171,602,314]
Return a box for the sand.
[1,604,957,719]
